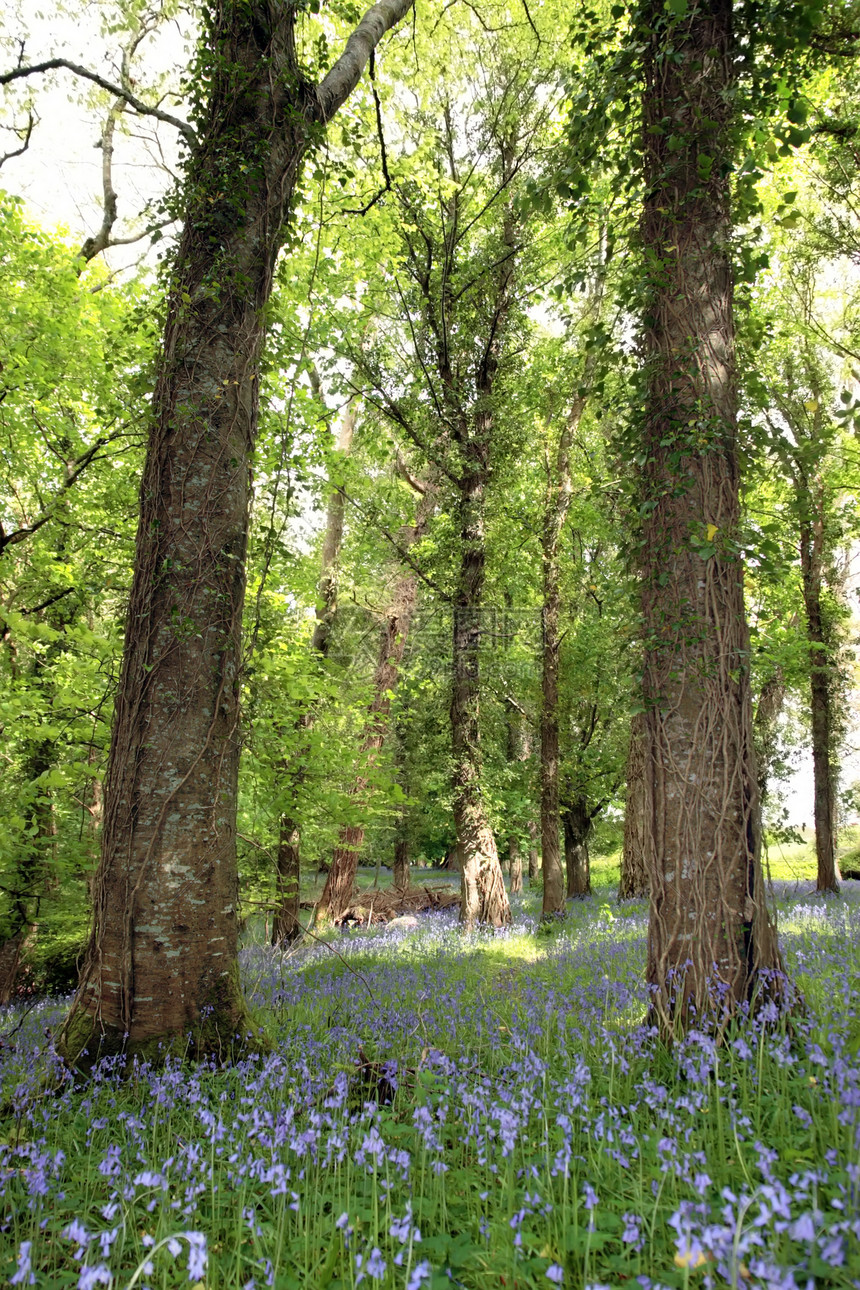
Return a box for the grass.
[1,866,860,1289]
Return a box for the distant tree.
[318,478,435,922]
[271,392,357,944]
[619,713,648,900]
[0,196,149,999]
[337,16,563,929]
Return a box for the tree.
[47,0,413,1069]
[0,194,150,998]
[317,478,435,923]
[758,340,851,893]
[335,17,561,929]
[271,392,357,944]
[636,0,784,1034]
[619,712,649,899]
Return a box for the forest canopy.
[4,1,860,1287]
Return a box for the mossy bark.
[57,963,267,1073]
[55,0,413,1065]
[638,0,785,1034]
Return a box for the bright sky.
[0,1,189,270]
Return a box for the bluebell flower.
[10,1241,35,1287]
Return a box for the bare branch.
[520,0,541,43]
[0,59,196,147]
[79,98,123,261]
[0,108,34,169]
[394,450,427,494]
[341,50,393,216]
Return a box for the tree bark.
[753,668,786,807]
[799,503,841,893]
[272,398,357,945]
[527,820,540,884]
[619,711,649,900]
[57,0,413,1070]
[638,0,784,1036]
[563,795,592,898]
[393,829,410,892]
[452,434,511,929]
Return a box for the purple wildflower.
[406,1261,432,1289]
[77,1267,112,1290]
[185,1231,207,1281]
[10,1241,35,1287]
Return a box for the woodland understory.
[3,0,860,1283]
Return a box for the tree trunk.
[540,553,565,917]
[753,668,786,807]
[509,837,523,893]
[563,795,592,898]
[452,449,511,930]
[272,399,357,945]
[317,570,420,922]
[317,485,433,923]
[638,0,784,1036]
[57,0,413,1070]
[799,507,841,893]
[393,829,410,893]
[505,692,531,899]
[619,711,649,900]
[528,820,540,884]
[539,396,588,919]
[272,822,302,947]
[0,928,30,1007]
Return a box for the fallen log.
[338,884,459,926]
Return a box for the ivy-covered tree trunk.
[638,0,784,1036]
[57,0,413,1069]
[272,399,357,945]
[619,711,649,900]
[799,501,841,893]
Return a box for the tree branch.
[341,50,393,215]
[315,0,414,124]
[0,108,34,169]
[339,485,450,601]
[0,59,196,147]
[0,428,129,558]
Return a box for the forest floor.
[1,848,859,1288]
